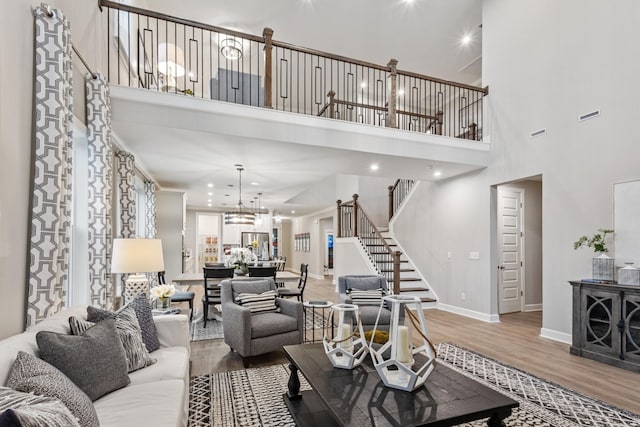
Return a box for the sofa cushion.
[0,387,80,427]
[74,306,155,373]
[236,290,278,313]
[93,379,185,427]
[231,279,273,300]
[87,294,160,352]
[6,351,98,427]
[251,312,298,339]
[359,305,391,326]
[36,318,130,401]
[0,333,39,387]
[348,288,385,305]
[128,347,189,387]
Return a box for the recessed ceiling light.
[360,82,367,88]
[207,203,212,207]
[207,199,212,202]
[291,210,296,214]
[250,182,260,186]
[207,192,213,196]
[207,183,213,188]
[370,164,379,171]
[398,89,405,96]
[433,170,442,177]
[261,206,264,209]
[461,34,472,45]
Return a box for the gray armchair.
[338,275,392,332]
[221,278,303,366]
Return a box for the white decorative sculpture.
[370,295,436,391]
[322,304,369,369]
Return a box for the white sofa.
[0,306,191,427]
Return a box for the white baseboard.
[524,303,542,312]
[308,273,324,280]
[540,328,572,344]
[437,303,500,323]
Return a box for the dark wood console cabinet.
[570,281,640,372]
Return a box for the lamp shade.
[157,43,185,77]
[111,238,165,274]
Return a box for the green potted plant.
[574,228,614,281]
[573,228,614,254]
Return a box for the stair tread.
[398,286,430,292]
[376,260,409,263]
[380,269,414,273]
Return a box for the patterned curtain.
[26,7,73,327]
[86,73,114,309]
[115,151,136,295]
[116,151,136,238]
[144,180,158,287]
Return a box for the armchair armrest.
[277,298,303,344]
[222,303,251,355]
[154,314,190,355]
[339,294,352,305]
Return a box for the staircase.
[359,229,436,308]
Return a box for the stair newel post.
[388,185,394,221]
[328,90,336,119]
[469,122,477,140]
[263,27,274,109]
[393,251,401,295]
[435,110,443,135]
[336,200,342,238]
[386,59,398,129]
[352,194,359,238]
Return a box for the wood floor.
[188,276,640,414]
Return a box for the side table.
[302,301,333,343]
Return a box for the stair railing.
[337,194,401,294]
[388,179,415,220]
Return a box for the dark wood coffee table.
[283,343,518,426]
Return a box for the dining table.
[172,270,300,287]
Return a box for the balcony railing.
[100,0,488,141]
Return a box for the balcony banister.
[263,27,274,109]
[270,40,391,73]
[99,0,264,43]
[397,67,488,94]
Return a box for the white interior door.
[498,188,523,314]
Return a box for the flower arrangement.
[573,228,614,254]
[225,247,257,273]
[150,284,176,299]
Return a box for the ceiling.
[113,0,483,217]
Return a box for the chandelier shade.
[225,166,255,225]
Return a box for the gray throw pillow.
[87,293,160,352]
[71,307,155,373]
[6,352,98,427]
[0,387,81,427]
[36,318,130,401]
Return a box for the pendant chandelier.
[254,192,264,227]
[224,166,255,225]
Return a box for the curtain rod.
[39,3,97,79]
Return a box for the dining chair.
[248,266,277,281]
[202,267,234,327]
[277,263,309,302]
[158,271,194,320]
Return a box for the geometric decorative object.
[618,263,640,286]
[593,254,615,281]
[110,238,165,304]
[322,303,368,370]
[370,295,436,391]
[224,166,255,225]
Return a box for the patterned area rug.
[304,310,327,330]
[188,343,640,427]
[190,319,224,342]
[438,343,640,427]
[189,364,311,426]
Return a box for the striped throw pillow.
[235,290,278,313]
[348,288,385,305]
[0,387,81,427]
[68,317,95,335]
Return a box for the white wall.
[0,0,104,338]
[288,208,334,278]
[482,0,639,338]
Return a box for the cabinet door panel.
[582,290,620,356]
[623,294,640,363]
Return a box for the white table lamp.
[111,238,165,304]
